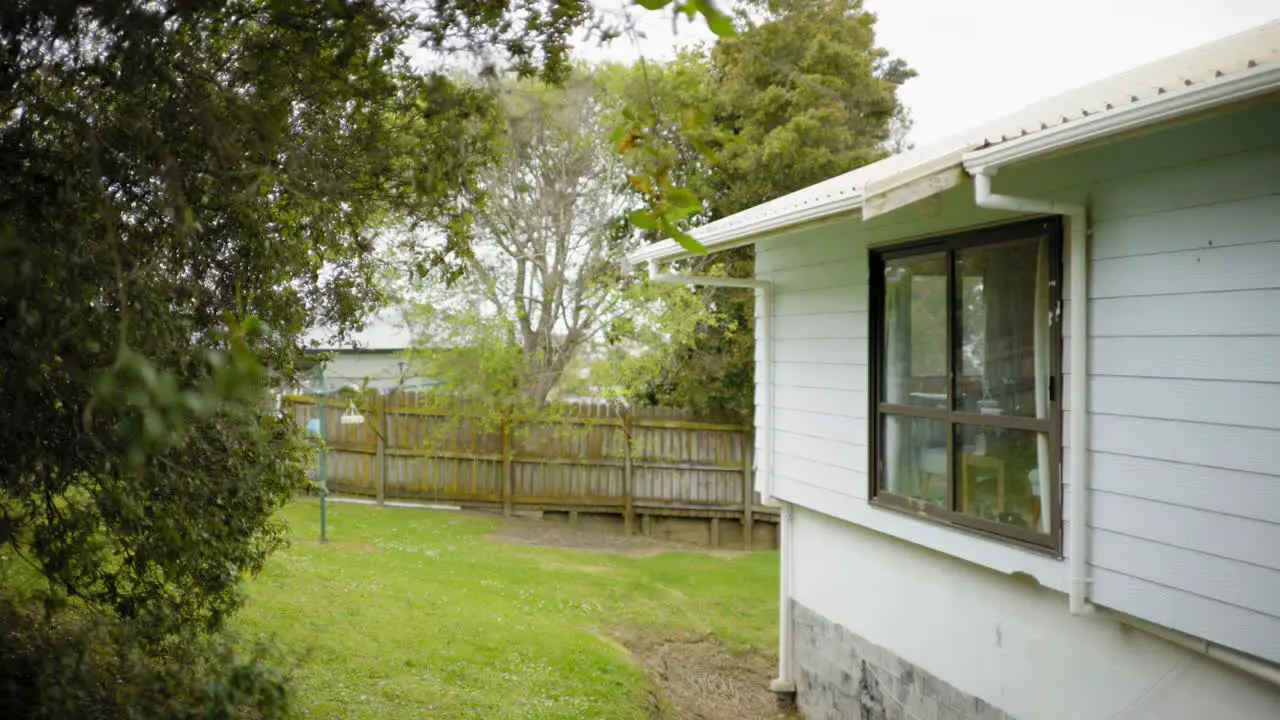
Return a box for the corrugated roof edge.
[625,19,1280,267]
[963,61,1280,174]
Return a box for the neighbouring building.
[627,20,1280,720]
[296,307,439,394]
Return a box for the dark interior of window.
[869,218,1063,551]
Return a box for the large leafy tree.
[410,73,711,409]
[0,0,594,714]
[417,76,631,405]
[619,0,913,418]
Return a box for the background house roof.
[304,306,416,352]
[627,18,1280,266]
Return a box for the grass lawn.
[236,499,780,719]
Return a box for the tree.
[0,0,596,715]
[617,0,913,418]
[409,73,711,408]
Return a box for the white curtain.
[1033,239,1052,532]
[883,270,906,494]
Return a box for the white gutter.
[1108,611,1280,688]
[963,62,1280,174]
[647,260,794,693]
[627,186,866,265]
[971,172,1092,615]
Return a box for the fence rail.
[283,394,777,548]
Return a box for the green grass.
[236,500,779,719]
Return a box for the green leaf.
[705,12,735,37]
[665,225,707,254]
[697,2,736,37]
[634,0,674,10]
[665,186,701,211]
[680,105,705,131]
[667,201,702,222]
[627,209,660,231]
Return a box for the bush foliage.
[0,0,595,716]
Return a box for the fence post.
[501,415,513,517]
[376,393,388,505]
[742,432,754,550]
[622,412,635,536]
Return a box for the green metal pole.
[317,364,328,543]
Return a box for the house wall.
[320,352,411,390]
[790,506,1280,720]
[755,98,1280,717]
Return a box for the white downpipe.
[972,171,1092,615]
[770,500,796,693]
[648,261,793,693]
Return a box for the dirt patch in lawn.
[529,558,619,574]
[293,539,380,554]
[609,628,797,720]
[491,516,747,558]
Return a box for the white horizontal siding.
[757,231,862,268]
[1087,452,1280,525]
[1089,289,1280,337]
[1089,491,1280,573]
[1083,131,1280,660]
[772,362,866,392]
[772,284,868,316]
[775,430,867,473]
[765,258,866,292]
[772,337,867,365]
[1088,412,1280,477]
[1090,567,1280,666]
[1090,194,1279,260]
[1087,336,1280,383]
[1090,528,1280,616]
[775,451,866,497]
[773,385,865,417]
[1090,240,1280,298]
[1089,146,1280,222]
[775,408,867,445]
[771,312,868,340]
[1090,376,1280,430]
[758,101,1280,661]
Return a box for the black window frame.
[868,217,1064,554]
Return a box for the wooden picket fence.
[282,393,778,548]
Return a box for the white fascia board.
[628,34,1280,267]
[624,185,865,266]
[963,62,1280,174]
[860,144,968,205]
[862,165,965,220]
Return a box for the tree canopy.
[0,0,601,715]
[616,0,913,418]
[408,72,711,412]
[0,0,906,711]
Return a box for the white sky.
[581,0,1279,145]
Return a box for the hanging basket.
[339,401,365,426]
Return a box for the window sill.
[868,493,1062,559]
[773,477,1067,590]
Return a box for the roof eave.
[624,26,1280,268]
[963,62,1280,174]
[624,188,866,267]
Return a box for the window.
[869,218,1063,552]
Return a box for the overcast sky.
[582,0,1279,145]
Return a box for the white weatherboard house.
[628,20,1280,720]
